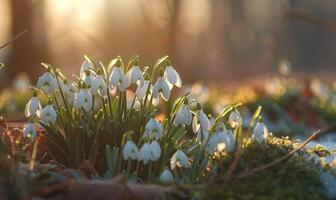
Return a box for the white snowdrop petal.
[226,130,235,152]
[123,141,139,160]
[161,79,171,101]
[150,141,161,161]
[37,72,58,94]
[139,143,151,164]
[165,67,177,85]
[25,97,42,117]
[159,169,174,183]
[199,111,210,131]
[170,150,189,169]
[23,123,37,139]
[152,80,160,99]
[252,122,269,144]
[192,116,200,133]
[40,105,57,124]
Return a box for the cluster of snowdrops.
[22,56,270,183]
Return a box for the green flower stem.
[148,161,153,182]
[55,78,74,124]
[126,159,132,175]
[53,94,66,129]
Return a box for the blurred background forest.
[1,0,336,87]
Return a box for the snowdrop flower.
[149,140,161,161]
[164,65,182,89]
[40,104,57,124]
[228,110,242,129]
[74,87,93,112]
[61,81,77,105]
[251,122,269,144]
[37,71,58,95]
[224,129,235,152]
[80,60,95,79]
[135,80,152,100]
[24,93,42,117]
[206,135,218,154]
[196,129,209,145]
[170,150,189,169]
[126,65,144,87]
[23,123,37,139]
[143,118,163,140]
[138,143,151,164]
[192,104,210,133]
[91,74,107,96]
[109,66,126,92]
[216,128,235,153]
[123,140,139,160]
[82,70,93,88]
[174,100,192,126]
[153,75,171,101]
[159,168,174,183]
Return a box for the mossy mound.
[198,136,335,200]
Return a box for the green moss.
[199,136,331,200]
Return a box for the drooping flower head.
[138,143,152,164]
[164,60,182,89]
[40,99,57,124]
[159,168,174,183]
[251,121,269,144]
[192,103,210,133]
[23,122,38,140]
[61,80,77,106]
[174,98,192,126]
[126,62,144,87]
[80,60,95,79]
[123,140,139,160]
[74,83,93,112]
[149,140,161,161]
[82,70,93,89]
[170,150,189,169]
[37,71,58,95]
[109,59,126,92]
[25,91,42,118]
[196,129,209,145]
[215,124,235,153]
[153,70,171,101]
[91,70,107,97]
[143,118,163,140]
[228,110,242,129]
[135,79,152,100]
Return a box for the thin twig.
[236,129,321,180]
[0,30,27,50]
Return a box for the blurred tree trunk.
[5,0,48,86]
[164,0,181,58]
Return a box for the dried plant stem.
[236,129,321,180]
